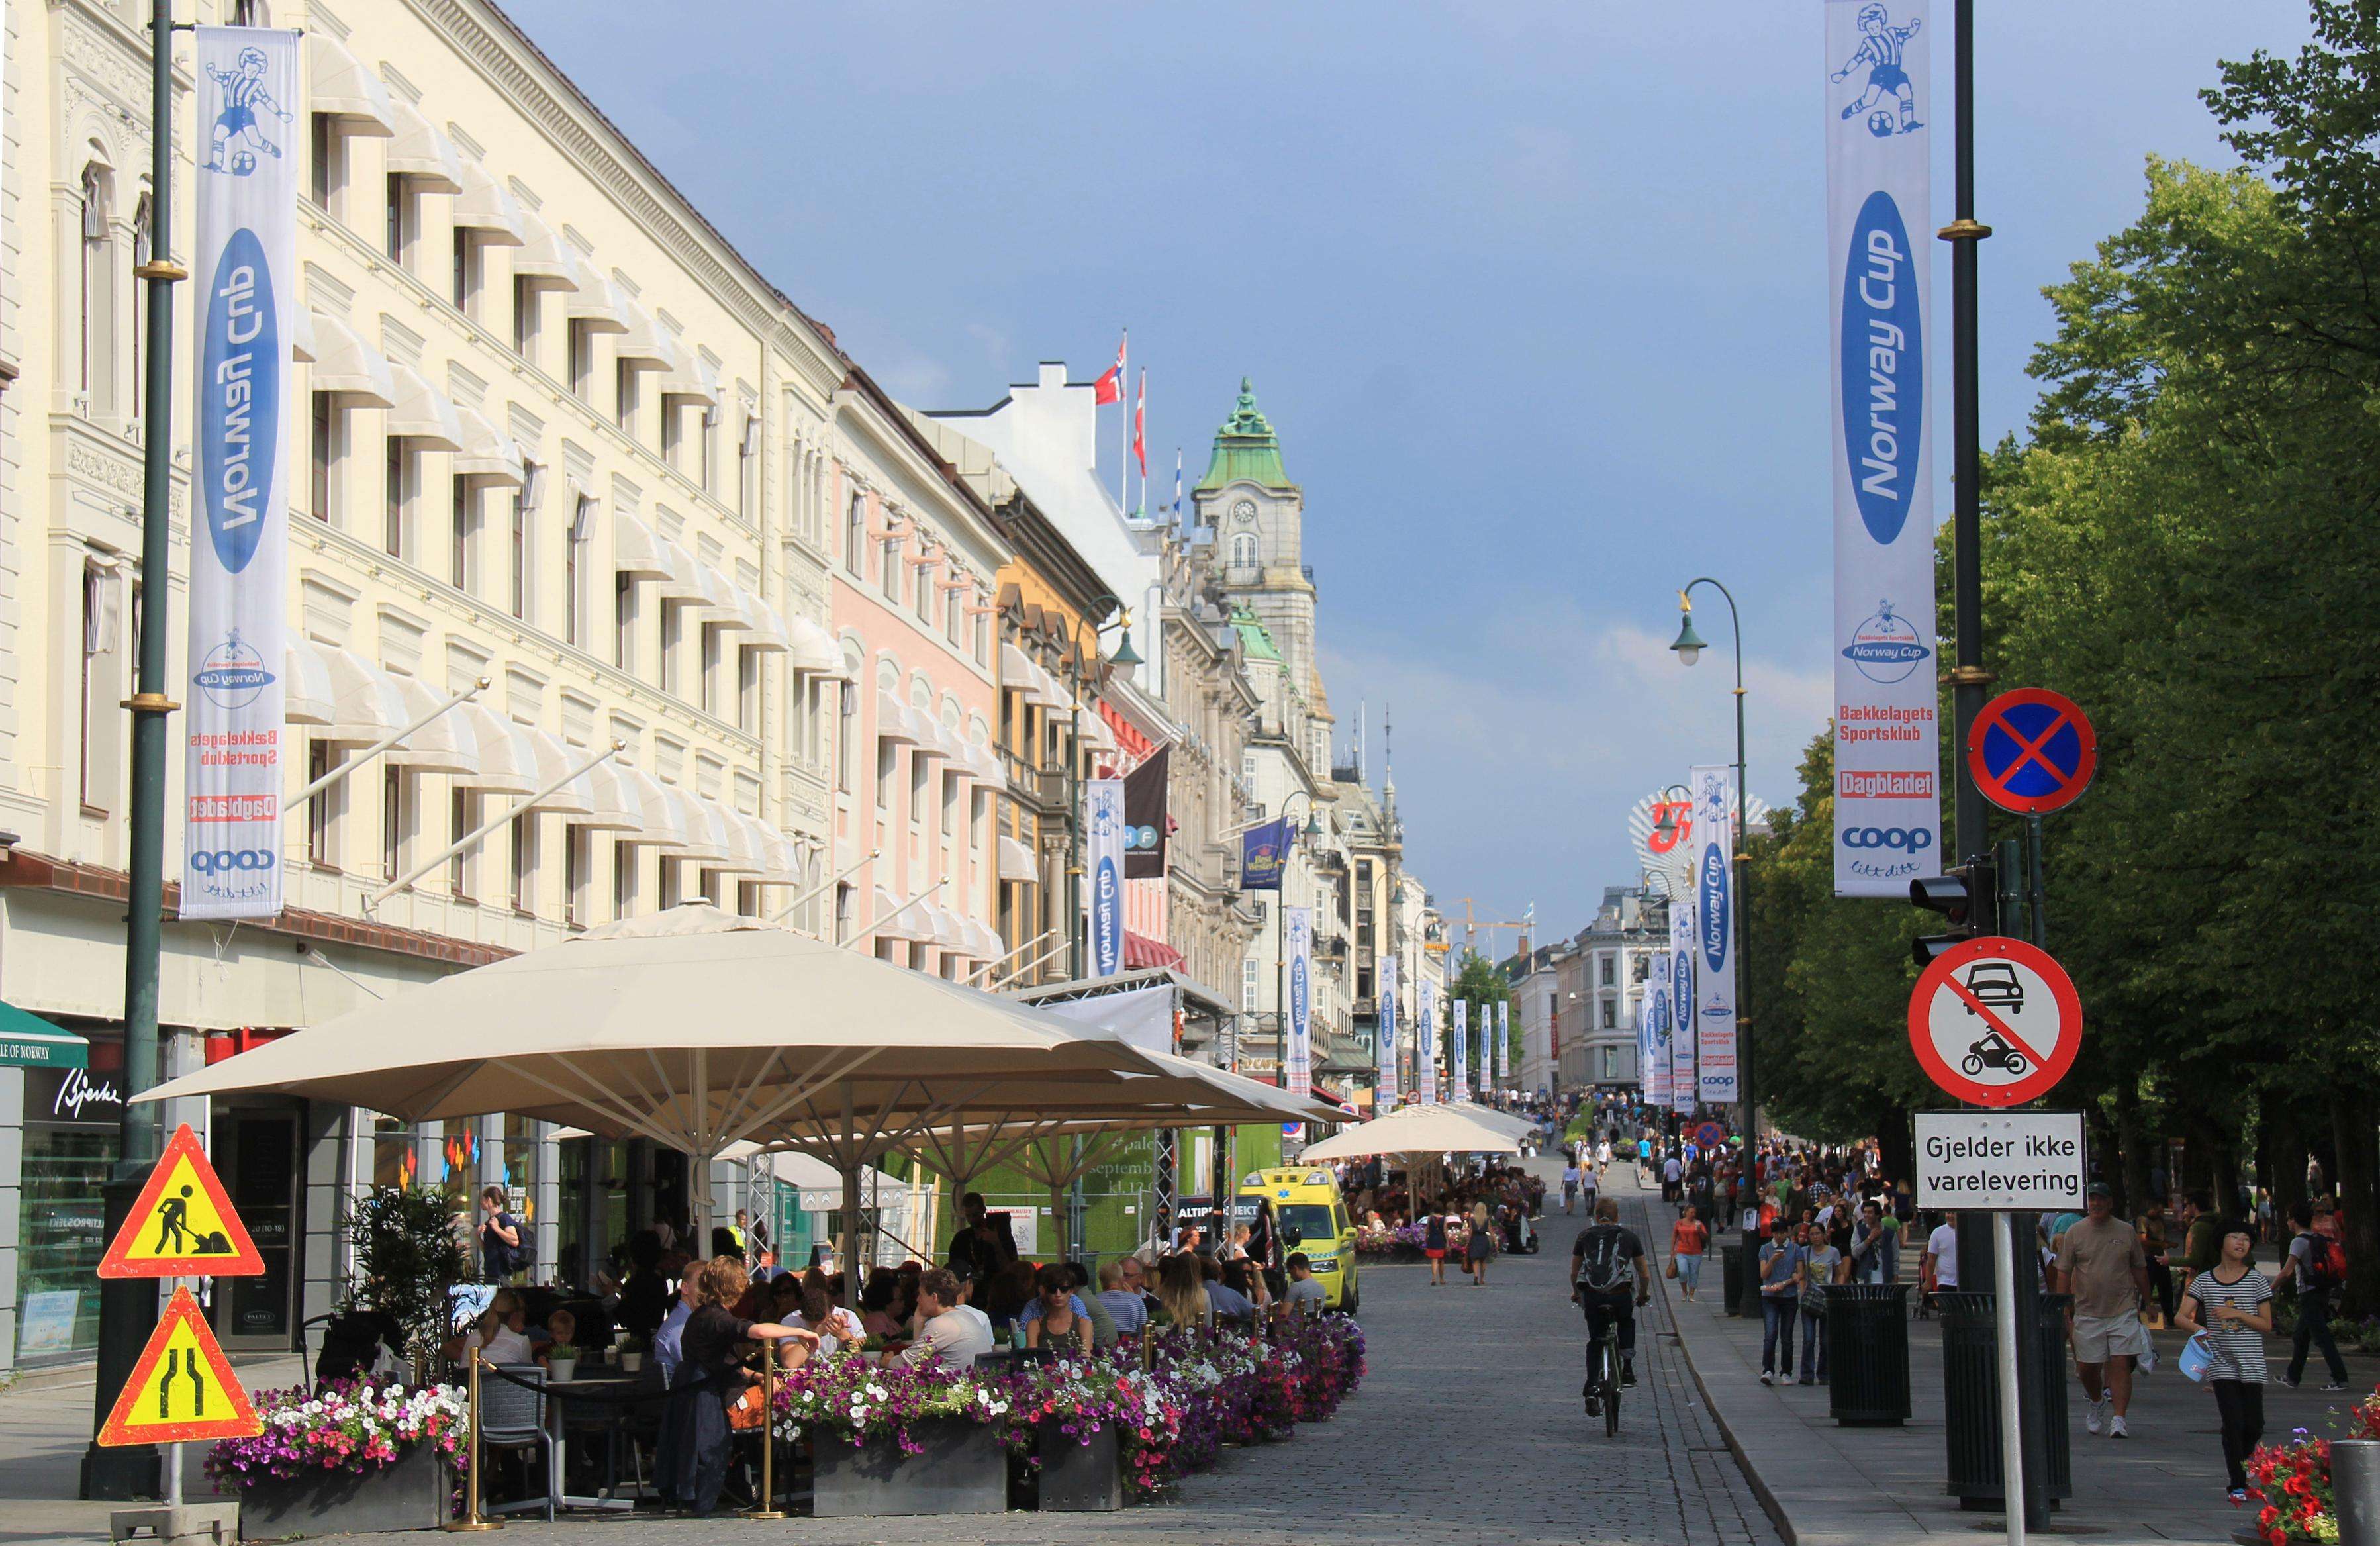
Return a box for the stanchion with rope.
[442,1351,500,1533]
[746,1353,785,1520]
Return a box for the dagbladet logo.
[1843,598,1929,683]
[193,629,274,710]
[1842,190,1922,546]
[199,230,280,575]
[1699,844,1729,972]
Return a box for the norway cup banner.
[183,28,299,920]
[1670,897,1697,1114]
[1496,999,1509,1087]
[1285,905,1313,1096]
[1376,955,1400,1108]
[1691,764,1740,1105]
[1828,0,1941,896]
[1452,999,1470,1102]
[1415,974,1439,1105]
[1644,951,1672,1108]
[1086,779,1125,975]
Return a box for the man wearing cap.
[2055,1182,2152,1439]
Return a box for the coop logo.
[1842,190,1922,545]
[1699,845,1729,972]
[199,231,281,574]
[193,630,274,709]
[1840,825,1934,852]
[191,847,277,876]
[1842,599,1929,683]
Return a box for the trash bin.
[1720,1243,1744,1318]
[1826,1283,1911,1425]
[1739,1239,1770,1320]
[1938,1291,2073,1509]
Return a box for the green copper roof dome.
[1229,606,1283,661]
[1196,378,1293,492]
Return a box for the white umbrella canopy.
[1439,1100,1537,1141]
[1296,1102,1523,1162]
[134,906,1162,1229]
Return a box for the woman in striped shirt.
[2173,1221,2274,1502]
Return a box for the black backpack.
[1574,1226,1631,1295]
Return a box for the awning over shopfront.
[0,1001,86,1069]
[1123,930,1184,971]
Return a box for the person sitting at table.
[444,1300,534,1367]
[859,1271,905,1339]
[980,1259,1035,1337]
[786,1279,863,1363]
[884,1269,990,1369]
[1154,1253,1211,1328]
[653,1269,701,1386]
[1096,1261,1150,1339]
[1024,1265,1094,1355]
[535,1307,578,1369]
[1203,1255,1258,1324]
[614,1232,671,1343]
[657,1257,817,1517]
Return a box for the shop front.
[13,1030,124,1367]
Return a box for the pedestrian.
[1466,1204,1495,1287]
[657,1257,817,1515]
[1756,1218,1803,1384]
[1670,1204,1710,1302]
[2173,1220,2273,1504]
[475,1185,523,1284]
[1921,1210,1960,1316]
[1799,1220,1842,1385]
[1425,1209,1450,1286]
[1849,1199,1899,1286]
[2055,1181,2151,1438]
[2275,1200,2350,1391]
[1596,1137,1612,1177]
[2136,1198,2175,1328]
[1663,1149,1684,1205]
[1562,1159,1581,1216]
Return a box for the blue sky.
[502,1,2310,939]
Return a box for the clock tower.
[1192,379,1315,693]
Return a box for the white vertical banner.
[1692,763,1740,1106]
[1086,777,1125,976]
[1474,1000,1488,1096]
[1644,952,1672,1108]
[1496,999,1509,1088]
[1671,890,1699,1114]
[182,27,299,921]
[1284,904,1313,1096]
[1415,973,1439,1104]
[1829,0,1940,896]
[1376,955,1400,1110]
[1452,999,1470,1102]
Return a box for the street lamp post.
[1669,579,1754,1163]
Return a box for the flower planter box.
[1034,1418,1121,1513]
[810,1419,1008,1518]
[236,1443,448,1539]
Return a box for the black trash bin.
[1720,1243,1744,1318]
[1938,1291,2073,1509]
[1739,1237,1772,1320]
[1826,1283,1911,1425]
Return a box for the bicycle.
[1588,1315,1622,1436]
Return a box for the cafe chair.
[481,1364,555,1520]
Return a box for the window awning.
[575,761,645,833]
[1124,931,1186,971]
[520,730,602,818]
[384,676,476,775]
[968,737,1006,785]
[324,651,412,748]
[563,252,627,331]
[612,512,673,581]
[284,637,337,726]
[710,810,770,877]
[307,34,397,136]
[453,703,536,796]
[385,97,464,193]
[649,533,715,605]
[512,207,579,286]
[660,787,731,863]
[757,829,808,887]
[998,834,1038,884]
[1000,643,1039,699]
[709,587,788,651]
[613,765,683,847]
[612,289,679,370]
[875,690,922,746]
[786,615,844,676]
[451,161,526,246]
[303,309,395,407]
[385,363,466,451]
[453,405,524,485]
[0,1001,87,1069]
[871,886,923,940]
[964,917,1004,959]
[659,349,720,406]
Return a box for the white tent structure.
[1297,1102,1523,1162]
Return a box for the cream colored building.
[0,0,860,1372]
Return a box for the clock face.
[1232,500,1257,524]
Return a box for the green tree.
[1449,951,1514,1090]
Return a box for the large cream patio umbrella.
[1439,1100,1537,1143]
[1297,1102,1523,1162]
[134,906,1161,1233]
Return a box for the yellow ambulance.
[1237,1168,1360,1312]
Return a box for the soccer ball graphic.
[1866,110,1898,138]
[231,149,257,175]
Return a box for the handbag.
[1666,1258,1679,1280]
[2177,1331,2213,1384]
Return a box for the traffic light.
[1910,855,1998,966]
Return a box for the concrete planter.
[810,1418,1007,1518]
[1034,1418,1121,1512]
[236,1443,448,1538]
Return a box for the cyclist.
[1571,1197,1652,1417]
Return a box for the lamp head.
[1670,598,1706,666]
[1106,631,1143,669]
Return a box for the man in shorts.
[2055,1182,2152,1438]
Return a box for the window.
[879,538,899,601]
[843,493,865,572]
[943,587,961,645]
[450,477,473,592]
[310,114,345,212]
[450,789,475,899]
[130,196,150,409]
[509,812,537,912]
[738,411,758,516]
[699,624,721,714]
[614,574,638,671]
[565,826,590,927]
[568,321,594,401]
[307,742,340,869]
[615,359,640,432]
[974,610,989,663]
[381,767,408,881]
[512,277,540,361]
[660,399,681,465]
[612,839,637,919]
[835,883,853,945]
[700,407,718,492]
[385,173,415,265]
[660,603,682,695]
[384,438,412,558]
[508,485,528,620]
[79,165,105,399]
[565,490,595,647]
[451,229,483,317]
[914,563,931,622]
[1243,957,1259,1012]
[79,563,113,808]
[1601,1000,1617,1030]
[837,683,855,793]
[309,391,340,523]
[1601,956,1615,987]
[1231,533,1257,568]
[875,738,896,811]
[910,747,928,831]
[737,648,759,732]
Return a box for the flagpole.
[1117,328,1128,514]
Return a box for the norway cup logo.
[1842,599,1928,684]
[193,630,273,710]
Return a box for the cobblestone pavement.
[391,1157,1782,1546]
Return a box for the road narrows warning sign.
[97,1286,261,1446]
[97,1122,264,1278]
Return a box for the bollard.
[2336,1439,2380,1546]
[747,1349,786,1520]
[442,1352,500,1532]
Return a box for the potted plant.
[616,1336,645,1374]
[544,1343,579,1382]
[209,1381,469,1537]
[775,1352,1012,1517]
[2247,1386,2380,1545]
[343,1185,469,1373]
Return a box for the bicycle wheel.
[1603,1335,1622,1437]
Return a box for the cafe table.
[541,1361,664,1512]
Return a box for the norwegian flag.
[1091,333,1125,405]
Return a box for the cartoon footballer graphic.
[201,46,292,175]
[1831,3,1923,136]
